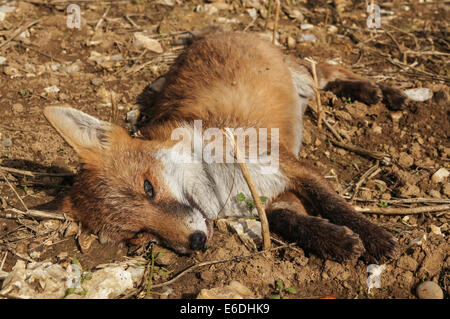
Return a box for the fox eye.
[144,179,154,200]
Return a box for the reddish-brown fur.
[45,31,403,262]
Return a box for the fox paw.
[377,83,408,110]
[359,223,400,264]
[312,219,365,262]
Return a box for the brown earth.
[0,0,448,299]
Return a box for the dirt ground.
[0,0,448,299]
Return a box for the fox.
[43,31,405,263]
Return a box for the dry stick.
[272,0,281,45]
[329,138,391,163]
[0,251,7,271]
[224,128,271,250]
[95,6,110,32]
[110,90,118,123]
[355,204,450,215]
[305,58,323,129]
[124,15,139,28]
[264,0,274,31]
[151,242,293,289]
[3,208,70,221]
[353,197,450,205]
[0,166,74,178]
[351,162,380,201]
[4,246,35,263]
[0,170,28,211]
[0,19,41,50]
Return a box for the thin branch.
[351,162,380,201]
[272,0,280,44]
[224,129,271,250]
[0,166,74,178]
[0,169,28,211]
[305,58,323,129]
[329,138,391,163]
[150,242,293,289]
[0,19,41,50]
[355,204,450,215]
[2,208,71,221]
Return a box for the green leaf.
[272,294,281,299]
[236,193,246,202]
[378,201,389,208]
[259,196,268,203]
[285,287,297,294]
[275,279,284,290]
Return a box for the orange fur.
[44,31,401,261]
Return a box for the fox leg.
[267,192,364,261]
[317,63,407,110]
[285,55,407,110]
[280,156,400,263]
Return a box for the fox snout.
[189,231,208,251]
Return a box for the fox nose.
[189,231,207,251]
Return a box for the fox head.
[44,106,212,254]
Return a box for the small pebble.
[431,168,449,183]
[44,85,60,94]
[300,24,314,30]
[12,103,23,113]
[398,152,414,168]
[416,281,443,299]
[297,34,317,42]
[443,183,450,196]
[287,36,296,49]
[404,88,433,102]
[91,77,103,86]
[2,138,12,147]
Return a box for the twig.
[305,58,323,129]
[0,170,28,211]
[0,251,7,271]
[4,246,35,263]
[264,0,274,31]
[110,90,118,123]
[0,19,41,50]
[150,242,293,289]
[351,162,381,201]
[329,138,391,164]
[224,129,271,250]
[0,166,74,178]
[124,15,139,28]
[343,196,450,205]
[323,118,344,142]
[2,208,71,221]
[18,43,64,64]
[272,0,280,45]
[355,204,450,215]
[95,6,110,32]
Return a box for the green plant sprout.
[272,279,297,299]
[236,192,268,214]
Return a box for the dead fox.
[44,31,403,263]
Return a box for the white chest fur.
[155,143,288,220]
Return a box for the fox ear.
[44,106,115,156]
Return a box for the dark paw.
[359,223,400,264]
[377,84,408,111]
[325,79,382,105]
[313,219,365,262]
